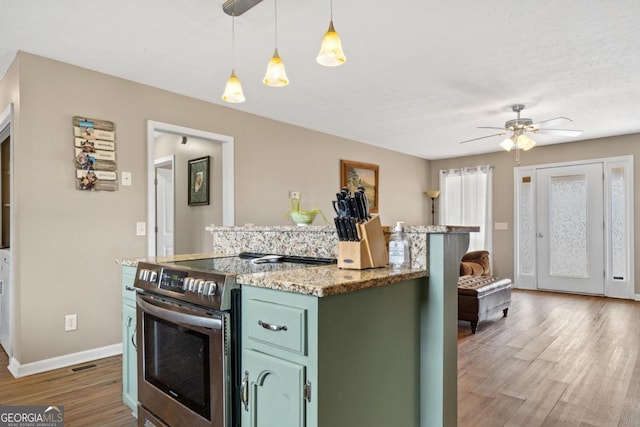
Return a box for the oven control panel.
[136,266,220,297]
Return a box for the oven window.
[143,312,211,420]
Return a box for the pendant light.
[316,0,346,66]
[263,0,289,87]
[222,13,246,103]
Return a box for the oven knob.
[189,279,199,292]
[149,271,158,283]
[183,277,193,291]
[138,269,149,281]
[205,281,218,296]
[197,279,206,294]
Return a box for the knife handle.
[335,217,346,241]
[350,217,360,241]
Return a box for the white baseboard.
[7,343,123,378]
[635,294,640,302]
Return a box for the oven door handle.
[137,295,222,330]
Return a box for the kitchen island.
[120,225,474,427]
[209,225,470,427]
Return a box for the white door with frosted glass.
[536,163,604,294]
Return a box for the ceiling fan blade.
[531,117,573,128]
[459,132,506,144]
[477,126,505,130]
[535,128,583,137]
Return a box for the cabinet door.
[122,303,138,415]
[242,349,305,427]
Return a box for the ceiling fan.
[459,104,583,161]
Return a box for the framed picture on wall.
[340,160,379,213]
[188,156,210,206]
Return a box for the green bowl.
[289,211,317,226]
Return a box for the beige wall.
[2,52,430,365]
[429,134,640,294]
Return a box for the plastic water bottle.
[388,221,410,269]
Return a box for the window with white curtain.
[439,166,492,253]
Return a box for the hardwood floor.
[0,350,136,427]
[1,290,638,426]
[458,289,640,427]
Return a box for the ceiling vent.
[223,0,263,16]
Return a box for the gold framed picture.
[340,160,379,213]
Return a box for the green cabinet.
[242,349,306,427]
[241,279,422,427]
[121,265,138,417]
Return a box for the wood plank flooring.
[1,289,638,426]
[0,351,136,427]
[458,289,640,427]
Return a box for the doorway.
[0,104,12,358]
[514,157,634,299]
[146,121,235,257]
[535,163,604,294]
[155,156,174,256]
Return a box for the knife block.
[338,215,388,269]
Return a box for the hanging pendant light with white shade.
[263,0,289,87]
[222,14,246,103]
[316,0,346,66]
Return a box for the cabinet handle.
[304,380,312,403]
[240,370,249,411]
[125,286,136,292]
[130,318,137,350]
[258,320,288,332]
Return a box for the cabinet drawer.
[245,299,307,355]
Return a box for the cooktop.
[169,252,336,276]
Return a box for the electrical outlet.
[65,314,77,331]
[289,191,300,200]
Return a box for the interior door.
[536,163,604,294]
[155,164,174,256]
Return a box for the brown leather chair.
[459,250,490,277]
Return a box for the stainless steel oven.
[136,292,231,427]
[134,253,336,427]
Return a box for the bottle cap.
[394,221,404,232]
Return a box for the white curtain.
[439,166,493,253]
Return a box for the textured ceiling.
[1,0,639,159]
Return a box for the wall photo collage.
[73,116,118,191]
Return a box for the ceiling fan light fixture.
[317,20,346,66]
[516,133,536,151]
[500,137,515,151]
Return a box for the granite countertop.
[115,253,228,267]
[237,265,427,297]
[116,253,426,297]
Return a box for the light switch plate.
[136,222,146,236]
[122,171,132,186]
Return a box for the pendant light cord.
[274,0,278,48]
[231,13,236,69]
[330,0,333,21]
